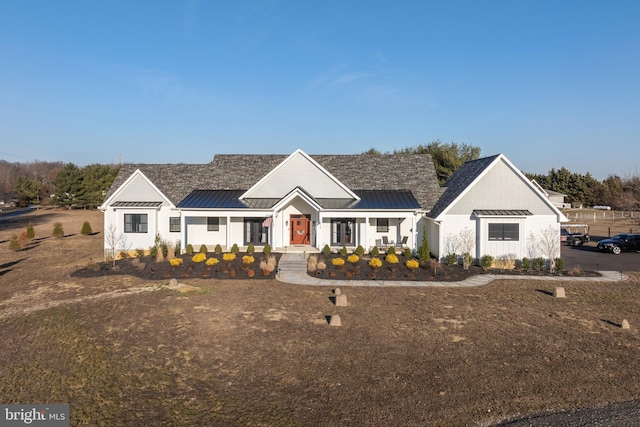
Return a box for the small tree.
[417,225,430,261]
[457,227,475,270]
[185,244,194,254]
[247,243,255,254]
[26,223,35,239]
[8,235,21,251]
[355,245,365,256]
[52,222,64,239]
[370,246,380,256]
[81,221,92,235]
[214,244,222,254]
[104,223,127,267]
[231,243,239,253]
[199,244,208,254]
[263,243,272,254]
[538,226,561,272]
[322,244,331,255]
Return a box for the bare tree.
[527,231,539,259]
[457,227,475,270]
[443,233,459,258]
[104,223,128,267]
[538,226,560,272]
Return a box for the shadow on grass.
[600,318,623,328]
[536,289,554,296]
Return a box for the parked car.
[597,233,640,254]
[561,224,590,246]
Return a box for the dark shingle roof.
[427,154,501,219]
[473,209,532,216]
[105,152,442,210]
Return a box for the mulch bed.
[307,254,601,281]
[72,253,281,280]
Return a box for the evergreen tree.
[53,163,83,208]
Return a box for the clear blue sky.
[1,1,639,180]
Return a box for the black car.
[597,233,640,254]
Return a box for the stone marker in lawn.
[554,287,566,298]
[330,315,342,327]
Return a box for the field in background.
[563,208,639,241]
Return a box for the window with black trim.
[207,217,219,231]
[169,217,180,232]
[376,218,389,232]
[124,214,147,233]
[488,223,519,241]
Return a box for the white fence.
[570,211,638,222]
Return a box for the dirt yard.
[1,209,640,426]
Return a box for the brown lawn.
[1,208,640,426]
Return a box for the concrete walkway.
[275,253,629,287]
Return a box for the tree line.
[1,160,120,209]
[365,141,640,211]
[1,142,639,211]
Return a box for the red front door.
[290,216,310,245]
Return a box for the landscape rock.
[329,315,342,327]
[554,287,566,298]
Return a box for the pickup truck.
[561,224,590,247]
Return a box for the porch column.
[364,215,369,250]
[412,214,416,251]
[226,215,231,250]
[317,213,323,249]
[181,214,186,248]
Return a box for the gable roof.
[427,155,500,219]
[105,151,442,210]
[427,153,568,221]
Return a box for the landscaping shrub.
[445,253,458,266]
[149,245,158,258]
[166,243,176,260]
[355,245,365,256]
[417,225,430,261]
[370,246,380,257]
[231,243,239,253]
[242,255,255,265]
[554,257,564,274]
[403,248,412,258]
[385,254,399,264]
[175,241,181,255]
[260,254,277,274]
[223,253,236,262]
[192,253,207,263]
[247,243,255,254]
[347,254,359,263]
[387,246,396,255]
[368,257,382,268]
[339,246,347,256]
[18,231,29,247]
[185,244,194,255]
[199,244,208,254]
[206,258,219,266]
[480,255,494,270]
[521,257,531,271]
[462,252,473,270]
[52,222,64,239]
[170,258,183,266]
[322,244,331,255]
[406,259,419,269]
[214,244,222,254]
[26,223,35,239]
[307,255,318,272]
[263,243,272,254]
[8,235,21,251]
[81,221,92,235]
[533,257,546,271]
[331,258,345,267]
[136,248,145,258]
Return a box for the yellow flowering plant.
[170,258,183,266]
[347,254,360,263]
[385,254,399,264]
[368,257,382,268]
[192,253,206,263]
[331,258,345,266]
[406,259,419,270]
[222,253,236,262]
[206,258,219,266]
[242,255,255,264]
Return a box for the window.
[488,223,519,241]
[207,217,219,231]
[332,218,355,245]
[245,218,269,245]
[376,218,389,232]
[169,217,180,232]
[124,214,147,233]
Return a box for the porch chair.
[395,236,408,249]
[381,236,390,249]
